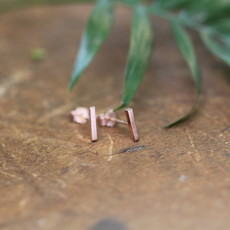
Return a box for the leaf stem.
[149,6,201,31]
[119,1,205,33]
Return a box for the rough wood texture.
[0,4,230,230]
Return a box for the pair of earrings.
[70,107,139,142]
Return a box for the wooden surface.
[0,4,230,230]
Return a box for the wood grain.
[0,4,229,230]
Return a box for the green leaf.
[155,0,193,10]
[115,4,154,110]
[69,0,114,91]
[166,22,202,128]
[206,18,230,34]
[202,2,230,22]
[181,1,230,23]
[201,31,230,65]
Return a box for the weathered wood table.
[0,4,229,230]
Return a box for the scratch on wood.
[38,104,73,122]
[51,190,67,200]
[0,169,22,180]
[80,163,96,168]
[119,145,147,154]
[222,125,230,133]
[186,129,201,162]
[23,136,38,144]
[0,70,32,97]
[74,130,89,144]
[107,133,114,161]
[56,178,67,189]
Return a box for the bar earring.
[125,108,139,142]
[98,108,139,142]
[70,106,98,142]
[89,106,98,142]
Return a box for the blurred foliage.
[1,0,229,126]
[69,0,230,127]
[30,48,46,61]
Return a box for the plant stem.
[119,1,205,32]
[149,6,201,31]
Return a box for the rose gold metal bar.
[125,108,139,142]
[89,106,98,142]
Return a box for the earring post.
[125,108,139,142]
[108,117,128,125]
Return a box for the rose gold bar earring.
[98,108,139,142]
[125,108,139,142]
[89,106,98,142]
[70,106,98,142]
